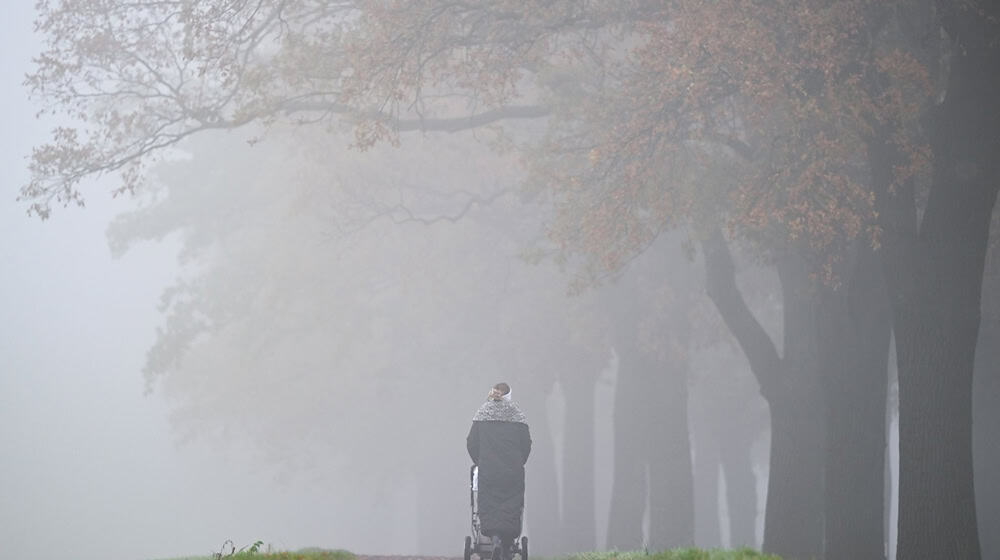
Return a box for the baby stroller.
[464,465,527,560]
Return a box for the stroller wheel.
[520,536,528,560]
[464,536,472,560]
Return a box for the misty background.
[1,5,368,560]
[3,3,998,560]
[0,2,766,560]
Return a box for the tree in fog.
[333,5,996,559]
[865,5,999,559]
[107,123,617,554]
[24,1,701,553]
[24,1,1000,559]
[601,237,707,551]
[688,262,775,551]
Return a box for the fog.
[2,7,373,559]
[3,3,998,560]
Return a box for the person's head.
[488,382,511,402]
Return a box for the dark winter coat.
[467,400,532,538]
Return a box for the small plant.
[213,540,236,560]
[212,539,268,558]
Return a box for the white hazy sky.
[0,4,363,559]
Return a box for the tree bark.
[893,285,985,560]
[765,394,824,559]
[769,256,825,560]
[703,232,825,559]
[871,7,1000,556]
[817,244,891,560]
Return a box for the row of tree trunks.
[421,8,999,558]
[416,237,895,559]
[455,236,897,560]
[449,237,896,560]
[605,332,696,551]
[704,236,898,559]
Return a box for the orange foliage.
[342,1,936,281]
[25,0,939,286]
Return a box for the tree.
[689,340,768,550]
[26,1,999,558]
[603,236,699,551]
[341,5,895,556]
[865,3,1000,557]
[108,123,611,554]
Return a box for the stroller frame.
[464,465,527,560]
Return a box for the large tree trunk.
[765,395,824,559]
[876,176,994,560]
[560,370,598,553]
[817,244,891,559]
[646,357,694,551]
[872,8,1000,556]
[606,343,649,551]
[893,278,985,560]
[703,233,825,559]
[768,256,825,560]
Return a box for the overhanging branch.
[281,100,551,132]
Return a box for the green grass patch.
[556,549,781,560]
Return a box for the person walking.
[467,382,532,560]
